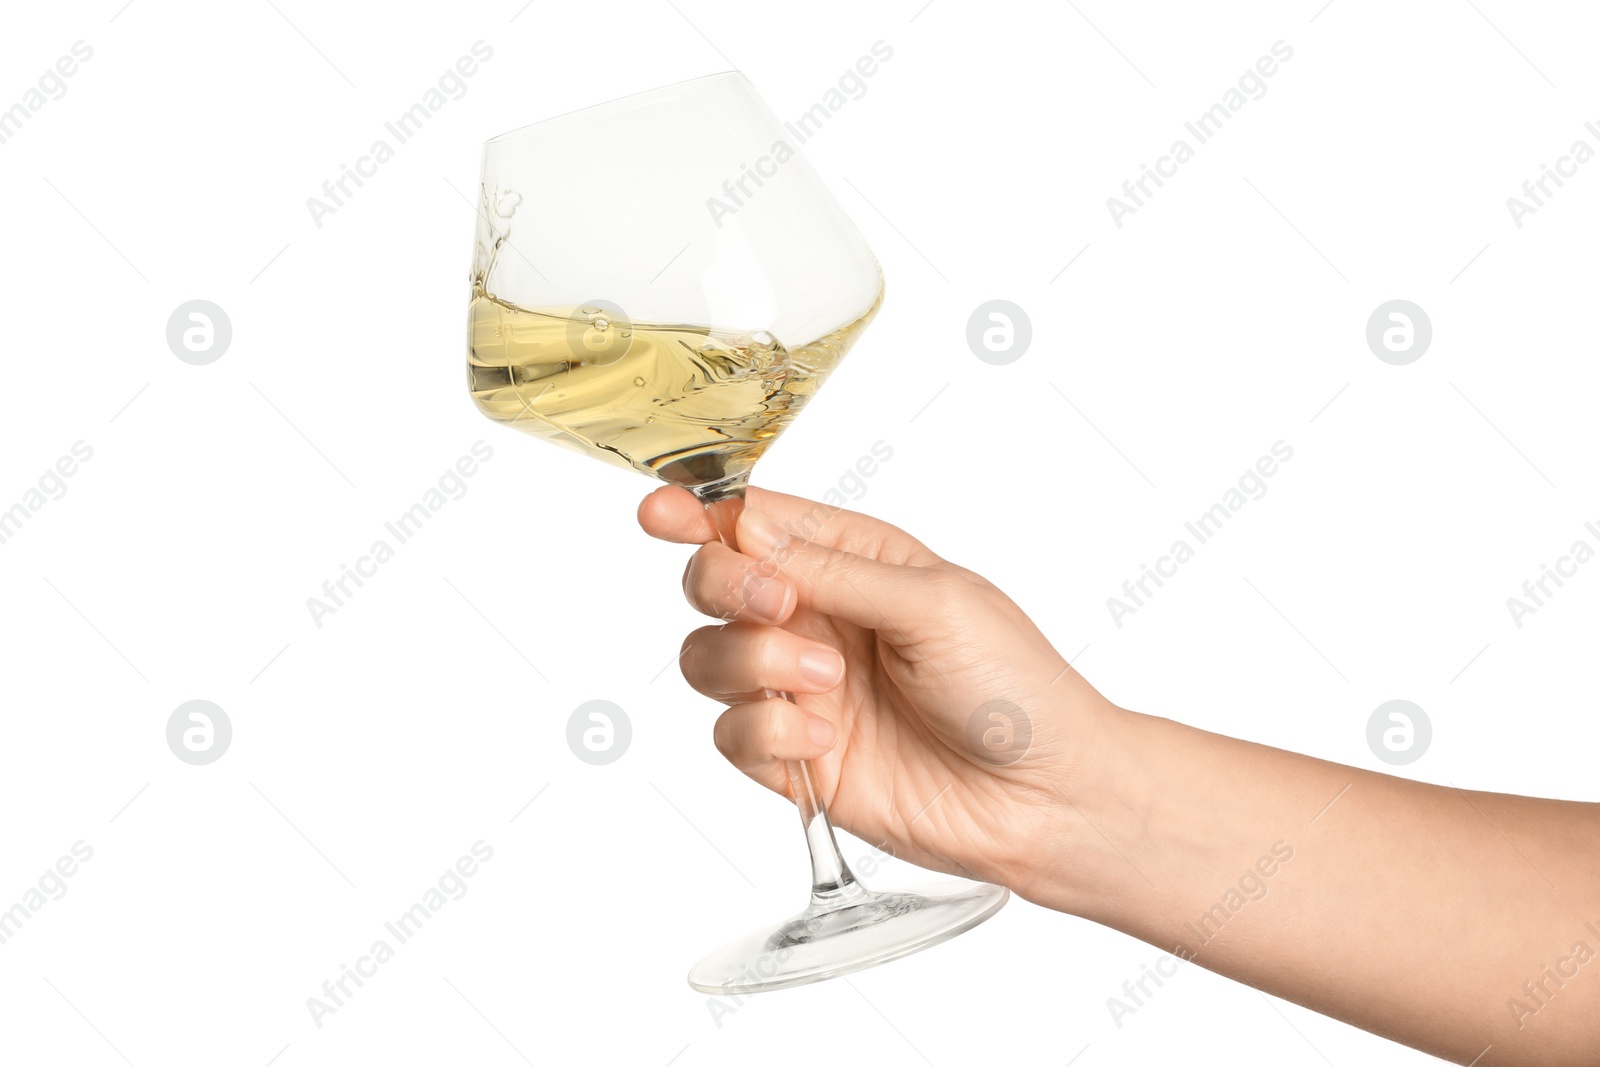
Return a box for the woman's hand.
[640,483,1600,1063]
[637,483,1117,892]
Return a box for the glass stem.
[694,480,862,904]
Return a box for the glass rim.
[483,70,745,146]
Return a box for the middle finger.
[682,540,796,624]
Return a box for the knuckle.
[739,624,783,693]
[787,541,831,587]
[762,700,788,756]
[731,564,770,611]
[921,570,972,614]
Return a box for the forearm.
[1022,707,1600,1064]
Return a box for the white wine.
[467,285,881,488]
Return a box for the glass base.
[688,879,1009,994]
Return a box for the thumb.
[735,505,941,636]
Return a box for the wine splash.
[467,284,881,488]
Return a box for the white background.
[2,1,1597,1064]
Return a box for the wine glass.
[465,71,1007,993]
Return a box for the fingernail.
[806,715,837,748]
[744,575,789,622]
[739,508,789,558]
[799,647,843,687]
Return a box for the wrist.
[1004,699,1163,923]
